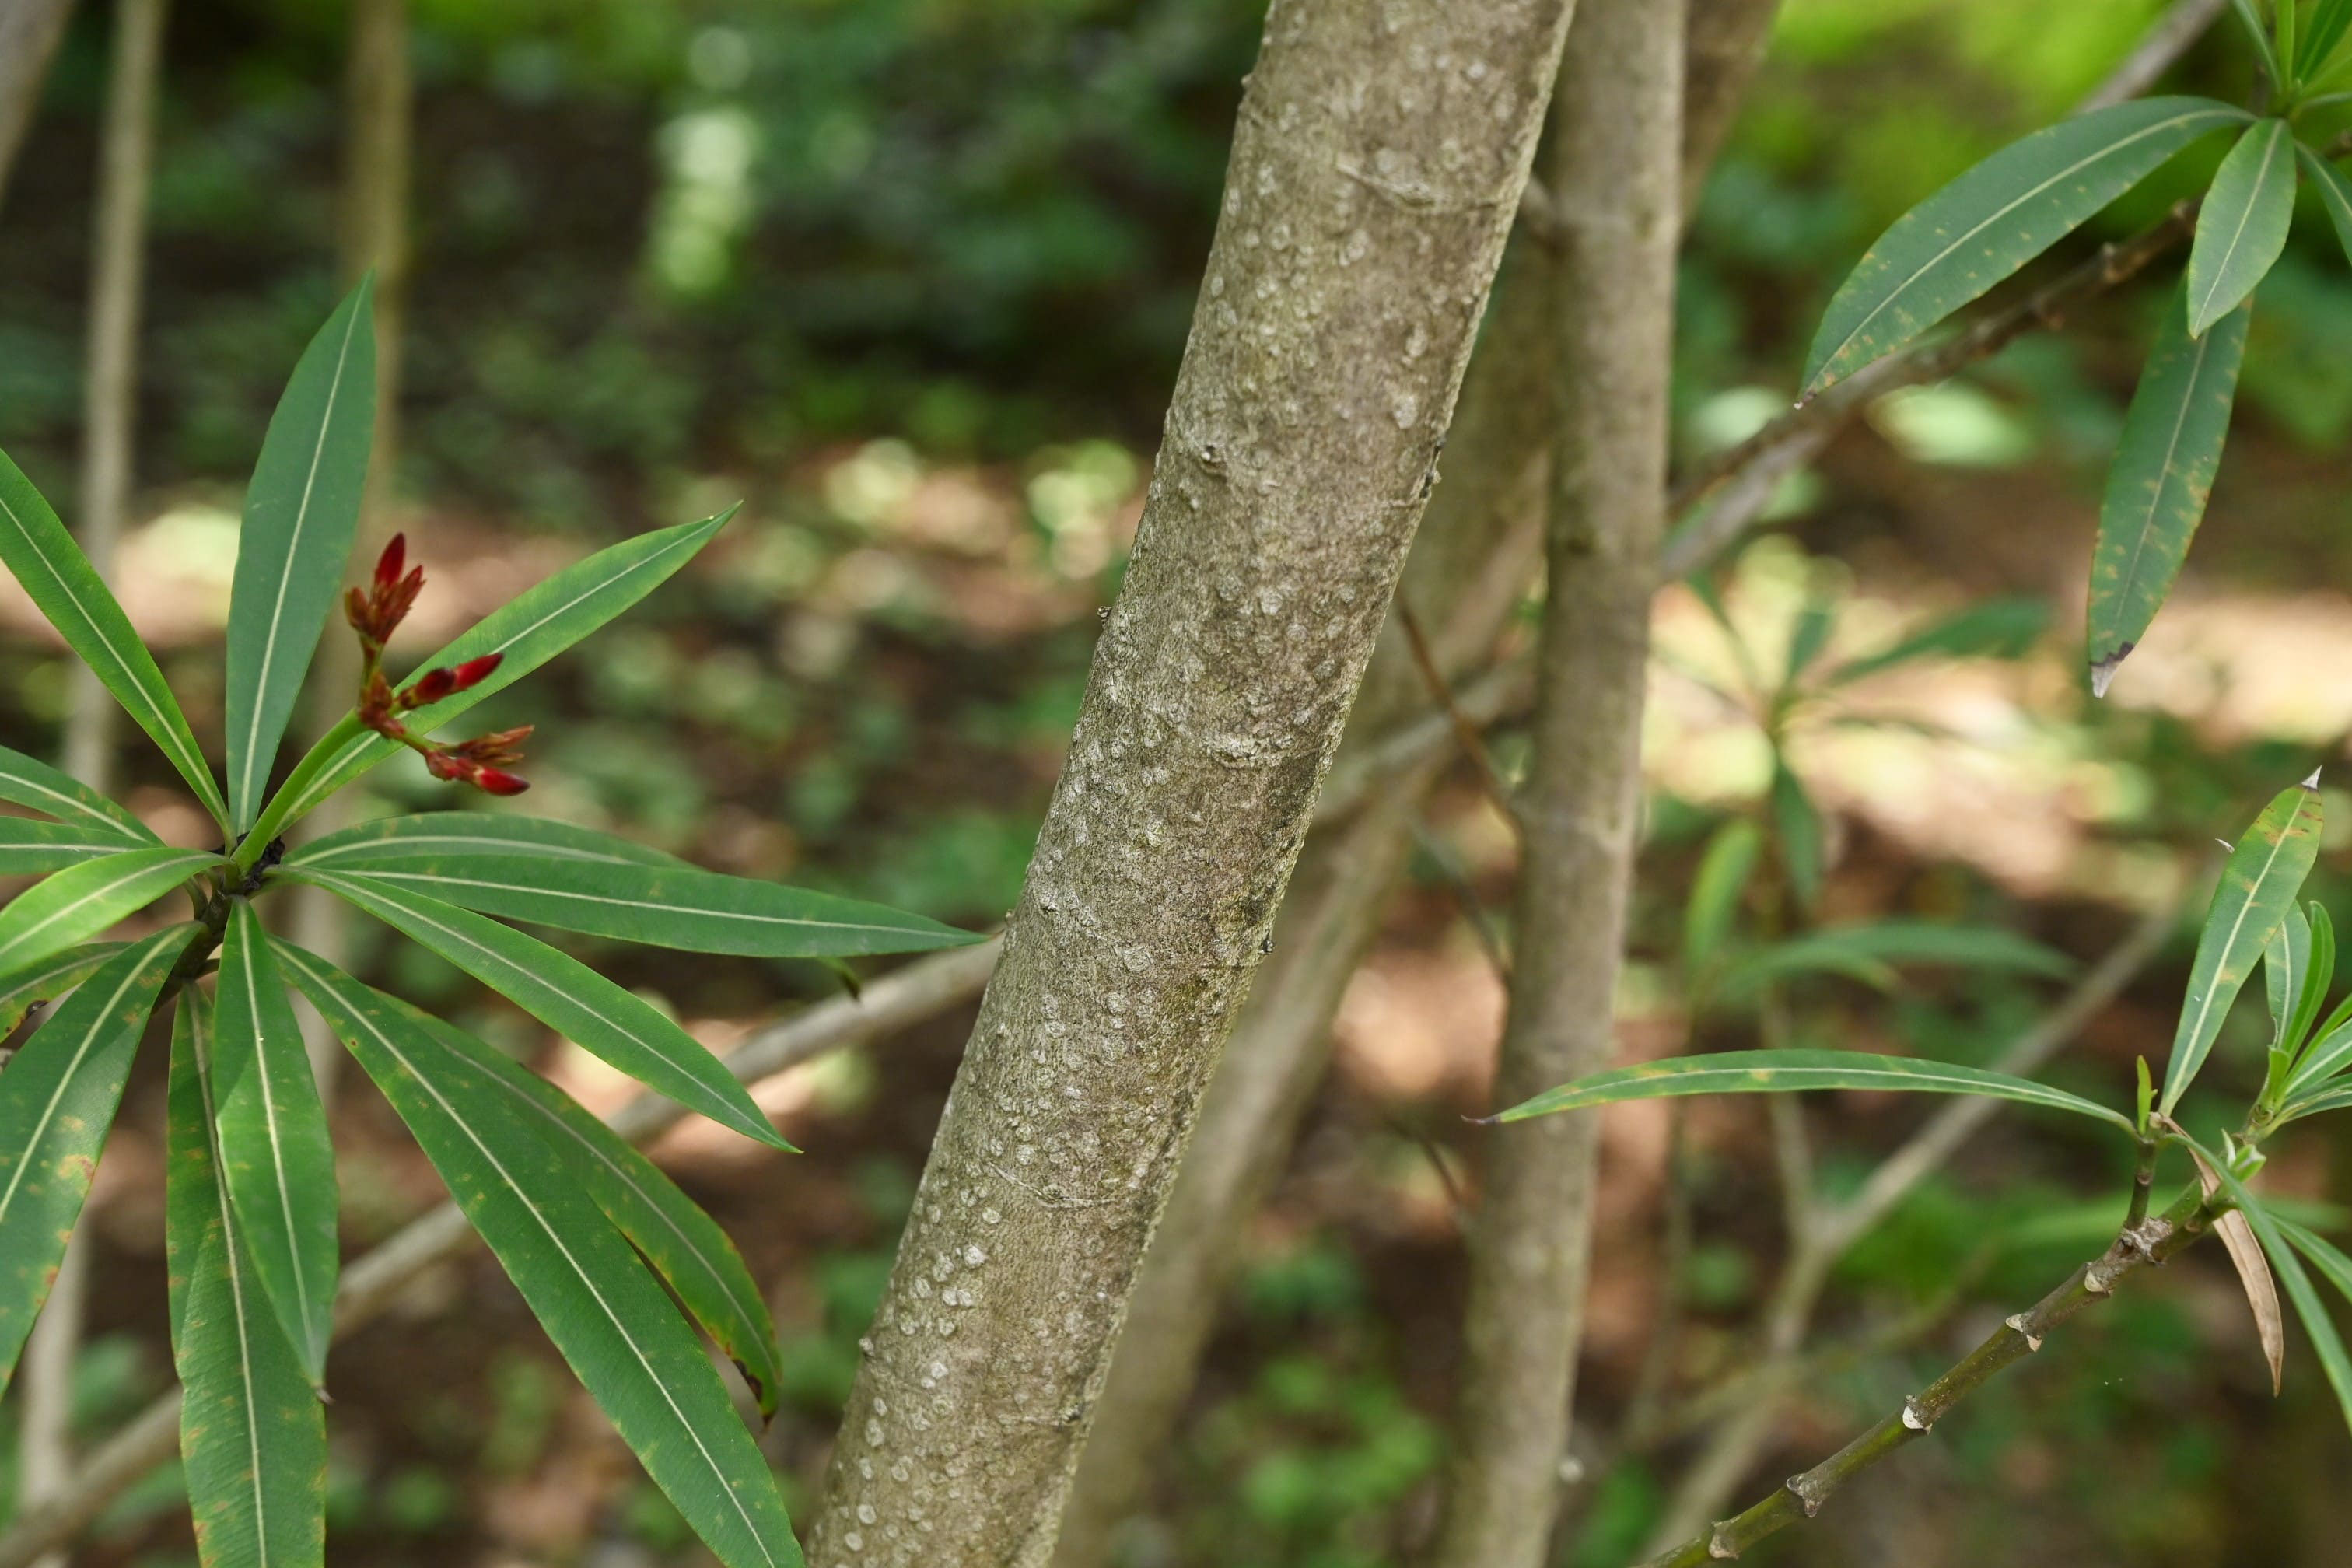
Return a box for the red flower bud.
[453,654,502,688]
[373,533,408,591]
[407,667,457,705]
[473,767,530,796]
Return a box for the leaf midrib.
[280,950,779,1567]
[233,299,365,825]
[2193,123,2287,328]
[188,997,282,1568]
[1816,107,2230,384]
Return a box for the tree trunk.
[22,3,163,1559]
[1429,1,1687,1566]
[292,0,409,1086]
[0,0,75,215]
[802,3,1577,1563]
[1052,5,1779,1559]
[1046,247,1549,1568]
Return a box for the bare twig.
[1670,201,2202,523]
[0,938,1003,1568]
[1398,598,1521,829]
[1409,818,1513,982]
[1638,893,2182,1548]
[1636,1186,2215,1567]
[2073,0,2232,114]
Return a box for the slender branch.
[0,0,75,214]
[2074,0,2232,114]
[1397,597,1520,829]
[0,936,1003,1568]
[1636,892,2181,1548]
[1637,1186,2215,1567]
[1670,201,2200,523]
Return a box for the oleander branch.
[1636,1183,2217,1567]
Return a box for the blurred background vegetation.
[5,0,2352,1563]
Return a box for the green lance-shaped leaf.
[403,1007,785,1421]
[0,943,121,1036]
[2291,1013,2352,1096]
[2295,904,2336,1059]
[289,810,691,871]
[0,742,156,845]
[287,867,786,1149]
[249,509,734,850]
[0,845,219,975]
[275,944,804,1568]
[2278,1078,2352,1124]
[1683,818,1760,978]
[2301,0,2352,78]
[0,816,152,877]
[0,449,229,825]
[2231,0,2285,83]
[1801,96,2248,394]
[306,852,977,961]
[212,902,339,1384]
[2186,119,2296,336]
[166,992,327,1568]
[1769,760,1824,912]
[2267,903,2313,1049]
[2084,278,2250,693]
[2274,1216,2352,1444]
[1822,596,2047,687]
[2162,780,2326,1114]
[0,926,194,1395]
[1718,919,2075,1003]
[224,279,377,832]
[1784,600,1837,684]
[1491,1048,2137,1132]
[2298,143,2352,269]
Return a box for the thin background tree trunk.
[803,2,1578,1560]
[1430,1,1688,1564]
[0,0,75,215]
[20,2,163,1557]
[1052,5,1780,1558]
[290,0,408,1086]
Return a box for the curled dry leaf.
[2175,1129,2285,1395]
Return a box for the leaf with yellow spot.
[0,926,194,1395]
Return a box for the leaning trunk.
[1430,0,1687,1564]
[1055,3,1780,1557]
[22,2,164,1557]
[802,2,1577,1563]
[0,0,75,213]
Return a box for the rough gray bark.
[23,3,163,1557]
[0,0,75,215]
[1052,6,1780,1560]
[291,0,410,1086]
[801,3,1577,1563]
[1046,250,1549,1568]
[1429,1,1687,1565]
[1679,0,1779,212]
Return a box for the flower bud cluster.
[345,535,530,795]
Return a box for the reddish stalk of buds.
[342,538,531,796]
